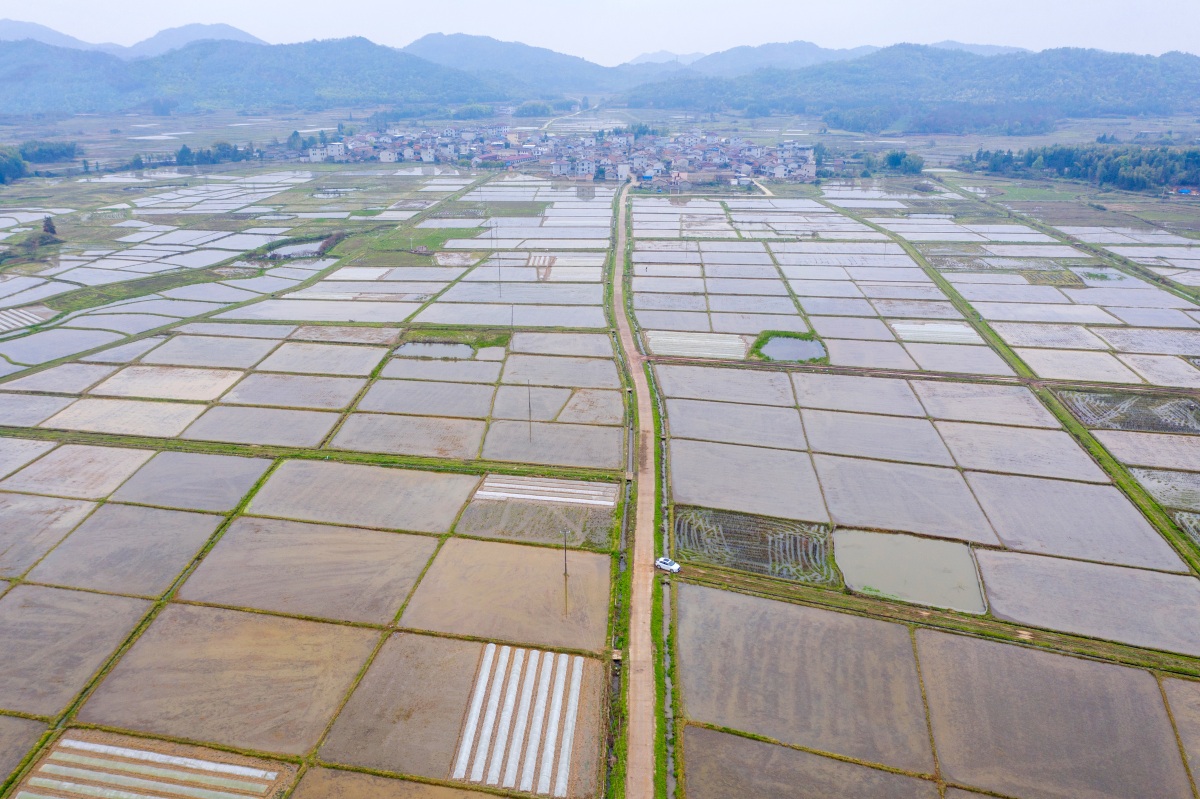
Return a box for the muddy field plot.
[966,471,1185,569]
[110,451,271,511]
[0,393,85,427]
[630,227,1013,373]
[139,335,282,369]
[42,397,206,437]
[456,475,619,548]
[0,322,395,447]
[675,584,934,773]
[89,365,243,401]
[413,182,612,329]
[916,628,1194,799]
[78,604,378,755]
[0,585,149,717]
[220,372,367,410]
[658,363,1200,642]
[977,550,1200,657]
[675,584,1200,799]
[333,413,486,460]
[292,768,497,799]
[322,633,605,798]
[26,503,220,597]
[0,714,45,787]
[0,491,95,578]
[665,399,805,449]
[321,634,489,780]
[336,333,626,468]
[247,460,478,533]
[182,405,341,447]
[630,240,809,347]
[178,517,438,623]
[928,261,1200,387]
[682,726,938,799]
[0,444,154,499]
[669,439,827,523]
[401,538,611,652]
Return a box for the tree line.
[0,140,83,183]
[0,148,25,184]
[967,144,1200,191]
[175,143,258,166]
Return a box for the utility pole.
[563,528,570,617]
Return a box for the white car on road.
[654,556,681,574]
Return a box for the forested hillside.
[0,37,504,114]
[3,34,1200,136]
[625,45,1200,134]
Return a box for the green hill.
[625,45,1200,133]
[0,37,505,115]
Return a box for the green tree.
[900,153,925,174]
[130,154,144,170]
[514,101,553,117]
[19,141,78,163]
[42,216,56,235]
[176,145,195,166]
[884,150,924,174]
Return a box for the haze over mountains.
[0,19,266,59]
[0,20,1029,71]
[1,21,1198,136]
[627,51,707,66]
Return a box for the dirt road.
[612,180,657,799]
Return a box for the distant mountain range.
[401,33,688,93]
[929,40,1029,57]
[682,41,880,76]
[398,34,1033,92]
[0,37,500,116]
[0,19,265,59]
[628,51,707,66]
[626,45,1200,134]
[0,22,1195,137]
[0,19,1029,75]
[622,40,1029,76]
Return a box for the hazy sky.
[15,0,1200,64]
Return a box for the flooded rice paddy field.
[0,166,627,798]
[675,584,1199,799]
[632,190,1200,386]
[3,161,1200,798]
[0,324,627,469]
[658,363,1200,652]
[654,176,1200,798]
[0,436,618,797]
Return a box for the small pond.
[760,337,826,362]
[393,342,475,359]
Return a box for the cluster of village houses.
[302,125,818,185]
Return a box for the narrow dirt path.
[612,180,657,799]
